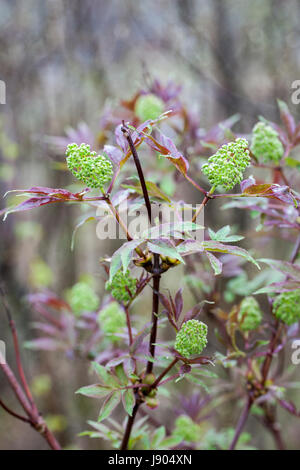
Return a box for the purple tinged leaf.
[259,258,300,281]
[277,99,296,139]
[174,289,183,321]
[103,144,123,166]
[179,364,191,376]
[24,338,66,351]
[254,280,300,295]
[115,124,129,153]
[278,398,300,417]
[206,252,223,276]
[240,176,256,192]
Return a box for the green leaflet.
[98,391,121,422]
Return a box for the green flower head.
[237,296,262,332]
[251,122,284,164]
[202,138,250,191]
[273,290,300,325]
[67,282,99,316]
[175,319,208,358]
[134,94,164,122]
[98,302,126,337]
[105,269,137,304]
[66,143,113,189]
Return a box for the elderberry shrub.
[4,84,300,451]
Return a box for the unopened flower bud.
[273,290,300,325]
[237,296,262,332]
[66,143,113,189]
[251,122,284,164]
[67,282,99,316]
[134,94,164,122]
[202,138,250,191]
[105,269,137,304]
[175,319,208,358]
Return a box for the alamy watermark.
[0,340,6,364]
[291,339,300,365]
[96,200,205,241]
[291,80,300,104]
[0,80,6,104]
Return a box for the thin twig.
[0,397,31,423]
[121,122,152,223]
[0,285,38,415]
[150,358,179,390]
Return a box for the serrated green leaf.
[186,375,210,392]
[92,362,119,388]
[203,240,260,270]
[75,384,111,398]
[208,225,244,243]
[152,426,166,447]
[98,391,121,422]
[206,252,222,275]
[158,435,182,449]
[122,388,135,416]
[147,239,184,263]
[109,240,143,281]
[115,363,128,386]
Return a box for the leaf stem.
[150,358,179,389]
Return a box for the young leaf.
[122,389,135,416]
[147,239,184,263]
[206,252,222,275]
[208,225,244,243]
[109,240,143,281]
[202,240,260,270]
[115,363,128,386]
[98,391,121,422]
[75,384,111,398]
[92,362,119,388]
[151,426,166,448]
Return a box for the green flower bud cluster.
[173,415,200,443]
[98,302,126,336]
[105,269,137,304]
[237,296,262,332]
[66,143,113,189]
[134,94,164,122]
[67,282,99,316]
[202,138,250,190]
[273,290,300,325]
[174,319,208,358]
[251,122,284,164]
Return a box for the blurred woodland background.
[1,0,300,449]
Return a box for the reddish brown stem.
[124,306,133,346]
[0,287,35,403]
[229,397,253,450]
[146,254,161,375]
[0,397,31,423]
[150,358,179,389]
[120,400,141,451]
[121,122,152,223]
[0,358,61,450]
